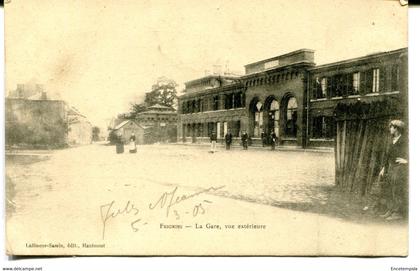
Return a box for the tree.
[148,77,178,108]
[130,102,148,115]
[130,77,178,116]
[92,126,100,141]
[144,90,161,107]
[108,130,119,145]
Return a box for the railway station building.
[177,47,408,148]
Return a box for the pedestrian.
[116,132,124,154]
[241,130,248,150]
[378,120,408,221]
[270,130,277,150]
[261,131,266,147]
[210,131,217,153]
[129,132,137,153]
[225,130,233,150]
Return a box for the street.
[5,143,407,256]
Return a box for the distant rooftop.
[114,119,148,130]
[309,47,408,71]
[147,104,175,111]
[184,74,240,87]
[184,74,241,94]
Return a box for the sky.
[5,0,407,130]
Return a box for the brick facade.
[307,48,408,147]
[177,48,408,148]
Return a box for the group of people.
[261,131,278,150]
[115,132,138,154]
[209,130,278,153]
[210,130,244,153]
[374,120,408,221]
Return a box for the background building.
[6,98,68,148]
[136,104,178,143]
[112,119,147,145]
[67,106,93,145]
[5,84,93,148]
[110,104,178,144]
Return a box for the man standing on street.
[210,131,217,153]
[241,130,249,150]
[116,132,124,154]
[261,131,266,147]
[270,130,277,151]
[225,130,233,150]
[378,120,408,221]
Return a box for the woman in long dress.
[129,132,137,153]
[116,132,124,154]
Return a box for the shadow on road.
[214,185,406,225]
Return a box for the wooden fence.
[334,99,404,195]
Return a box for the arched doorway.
[249,97,263,137]
[284,96,298,138]
[267,99,280,137]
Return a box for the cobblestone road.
[5,143,408,256]
[7,143,335,216]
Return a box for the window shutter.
[312,77,317,99]
[379,68,385,93]
[327,77,332,98]
[391,64,399,92]
[366,69,373,93]
[359,71,366,95]
[344,74,352,97]
[331,76,337,97]
[338,74,345,97]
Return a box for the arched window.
[269,100,280,136]
[285,97,298,137]
[254,101,263,137]
[270,100,279,110]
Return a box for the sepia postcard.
[4,0,408,256]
